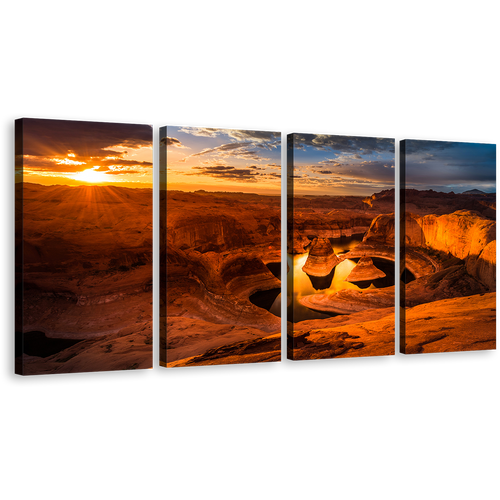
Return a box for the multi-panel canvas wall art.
[15,118,493,375]
[15,119,153,375]
[400,140,496,354]
[287,134,396,360]
[160,127,281,367]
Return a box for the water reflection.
[288,253,366,322]
[308,268,335,290]
[252,234,394,322]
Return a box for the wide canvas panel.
[287,133,395,360]
[15,118,153,375]
[400,139,496,354]
[160,126,281,367]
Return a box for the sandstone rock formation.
[287,193,389,254]
[288,230,311,254]
[301,238,340,277]
[17,183,153,375]
[402,293,495,354]
[167,332,281,367]
[403,210,496,290]
[299,287,395,314]
[292,292,496,359]
[342,213,395,263]
[289,307,395,360]
[162,190,282,367]
[346,257,386,283]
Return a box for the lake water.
[249,235,394,321]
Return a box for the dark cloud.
[404,140,496,190]
[189,165,261,181]
[292,134,394,154]
[160,136,186,148]
[314,170,339,175]
[19,118,152,177]
[21,118,152,158]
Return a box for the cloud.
[318,160,342,167]
[188,165,262,182]
[22,118,152,158]
[99,159,152,167]
[292,134,394,155]
[191,142,252,156]
[179,127,220,137]
[313,170,340,175]
[20,118,152,176]
[169,127,281,170]
[185,142,269,162]
[293,159,395,189]
[160,136,187,148]
[101,169,141,175]
[180,127,279,143]
[404,140,496,189]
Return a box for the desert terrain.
[167,190,498,367]
[161,190,281,366]
[401,189,496,353]
[166,191,394,367]
[16,182,153,374]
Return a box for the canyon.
[17,183,494,371]
[164,190,498,367]
[164,191,382,367]
[16,182,153,375]
[160,190,281,366]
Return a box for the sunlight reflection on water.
[287,234,371,321]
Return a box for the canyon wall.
[404,210,496,289]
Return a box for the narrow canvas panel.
[400,139,496,354]
[160,126,281,367]
[15,118,153,375]
[287,133,395,360]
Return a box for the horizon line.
[16,180,152,189]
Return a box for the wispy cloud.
[181,142,269,162]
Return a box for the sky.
[403,140,496,193]
[17,119,153,188]
[290,134,395,196]
[163,126,281,194]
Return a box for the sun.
[74,168,109,184]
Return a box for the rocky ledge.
[402,292,496,353]
[299,287,395,314]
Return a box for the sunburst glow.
[74,168,109,184]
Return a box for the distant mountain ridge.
[462,189,487,195]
